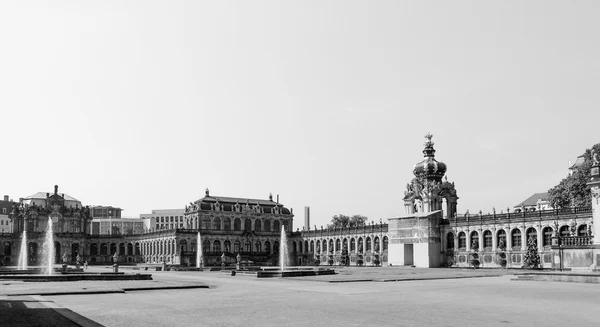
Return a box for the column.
[492,229,497,251]
[478,230,484,251]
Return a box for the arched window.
[310,241,314,252]
[202,240,210,253]
[335,239,341,252]
[526,227,538,247]
[91,243,98,256]
[342,238,348,251]
[383,236,388,251]
[470,231,479,250]
[234,240,241,253]
[305,241,309,252]
[374,237,380,252]
[100,243,108,255]
[273,220,280,232]
[264,240,271,254]
[447,233,455,249]
[3,242,11,256]
[202,216,211,230]
[543,227,553,247]
[244,219,252,231]
[180,239,188,253]
[119,243,126,255]
[483,230,492,249]
[358,238,364,253]
[255,220,262,232]
[497,230,507,249]
[511,229,522,249]
[213,217,221,230]
[135,243,140,255]
[299,241,303,253]
[560,225,570,237]
[458,232,466,249]
[191,239,197,253]
[273,241,279,254]
[213,240,221,253]
[110,243,117,255]
[224,240,231,253]
[264,220,271,232]
[578,224,588,236]
[255,241,261,253]
[127,243,133,255]
[366,237,372,251]
[328,239,334,253]
[233,218,241,231]
[350,238,356,252]
[321,240,326,253]
[223,218,231,231]
[244,240,251,253]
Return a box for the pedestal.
[62,264,67,273]
[113,264,119,273]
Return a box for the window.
[526,228,538,247]
[578,224,588,236]
[458,232,466,249]
[511,229,522,249]
[383,236,388,251]
[2,208,6,214]
[560,225,570,237]
[543,227,553,247]
[483,231,492,248]
[470,231,479,250]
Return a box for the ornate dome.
[412,133,447,182]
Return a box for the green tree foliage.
[330,214,368,228]
[523,236,540,269]
[549,143,600,208]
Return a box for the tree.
[330,214,368,228]
[549,143,600,208]
[523,236,540,269]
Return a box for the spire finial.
[205,188,209,196]
[54,185,58,195]
[269,193,273,201]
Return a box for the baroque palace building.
[1,135,597,270]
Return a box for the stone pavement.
[2,266,600,326]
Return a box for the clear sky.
[1,1,599,229]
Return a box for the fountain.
[41,216,55,275]
[17,231,28,270]
[196,231,202,269]
[225,224,335,278]
[279,225,289,271]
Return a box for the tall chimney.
[304,206,310,230]
[3,195,8,202]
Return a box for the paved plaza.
[1,267,599,327]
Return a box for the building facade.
[139,209,186,231]
[1,136,597,270]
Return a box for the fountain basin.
[0,272,153,282]
[221,266,336,278]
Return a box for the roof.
[514,192,550,207]
[23,192,80,202]
[197,195,283,207]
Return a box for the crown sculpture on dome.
[424,132,434,147]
